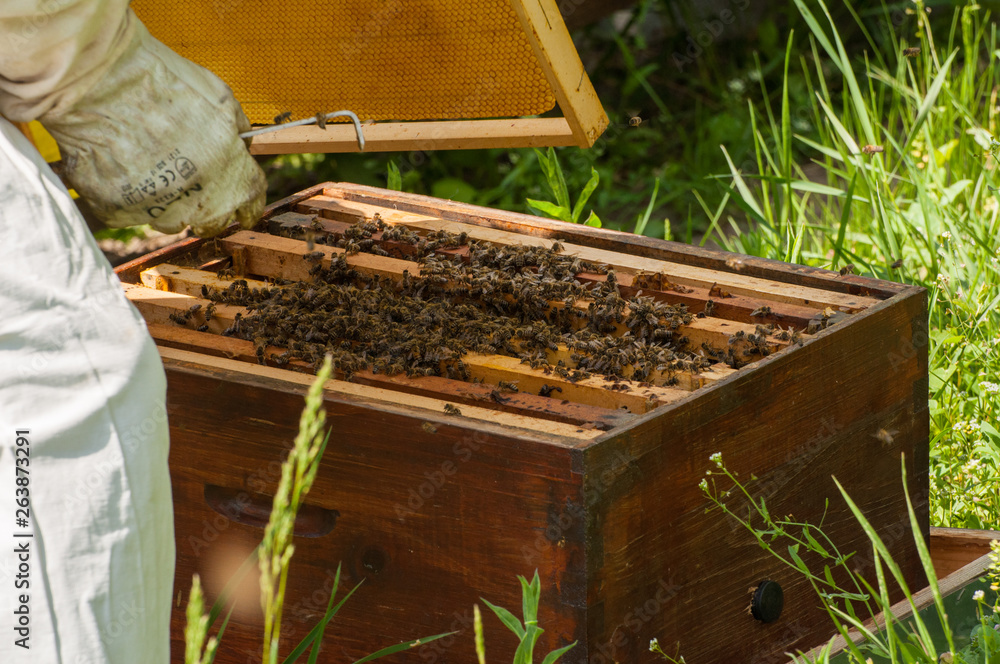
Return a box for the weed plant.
[183,357,451,664]
[669,452,1000,663]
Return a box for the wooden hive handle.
[203,484,339,538]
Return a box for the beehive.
[116,183,930,663]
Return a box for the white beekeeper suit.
[0,1,265,661]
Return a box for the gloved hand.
[37,10,266,238]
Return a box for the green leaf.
[520,571,541,626]
[541,641,577,664]
[584,211,602,228]
[513,624,544,664]
[481,597,526,639]
[281,576,363,664]
[526,199,572,223]
[350,632,455,664]
[534,147,571,212]
[386,161,402,191]
[570,167,600,223]
[803,528,831,558]
[905,49,959,151]
[633,179,661,237]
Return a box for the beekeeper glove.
[0,4,265,237]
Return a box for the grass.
[690,452,1000,663]
[694,0,1000,529]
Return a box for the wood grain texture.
[114,182,930,664]
[300,195,878,312]
[573,286,929,662]
[324,182,906,299]
[930,527,1000,579]
[164,353,585,664]
[246,118,578,155]
[148,323,630,429]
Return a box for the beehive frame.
[116,183,929,663]
[134,0,608,155]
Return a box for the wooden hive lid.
[131,0,609,154]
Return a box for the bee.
[315,111,327,129]
[489,390,509,404]
[537,384,562,398]
[704,300,716,317]
[839,264,856,276]
[873,428,898,447]
[708,283,732,298]
[903,47,920,58]
[421,422,438,434]
[861,144,884,155]
[443,403,462,416]
[890,258,904,269]
[750,306,771,317]
[725,256,745,271]
[497,380,519,393]
[303,251,325,262]
[628,116,642,127]
[168,312,189,326]
[196,324,209,332]
[204,303,216,322]
[273,111,292,124]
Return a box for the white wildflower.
[973,590,985,601]
[980,381,1000,395]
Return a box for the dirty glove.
[0,6,265,237]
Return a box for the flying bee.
[273,111,292,124]
[890,259,904,269]
[861,144,884,155]
[839,264,856,276]
[725,256,745,271]
[873,428,898,447]
[421,422,438,434]
[903,47,920,58]
[628,116,642,127]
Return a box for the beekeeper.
[0,1,265,661]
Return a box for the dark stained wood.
[577,286,929,662]
[164,354,584,664]
[114,182,930,664]
[930,527,1000,579]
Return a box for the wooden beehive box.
[115,183,929,664]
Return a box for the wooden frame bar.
[244,0,608,155]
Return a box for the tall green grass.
[701,0,1000,529]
